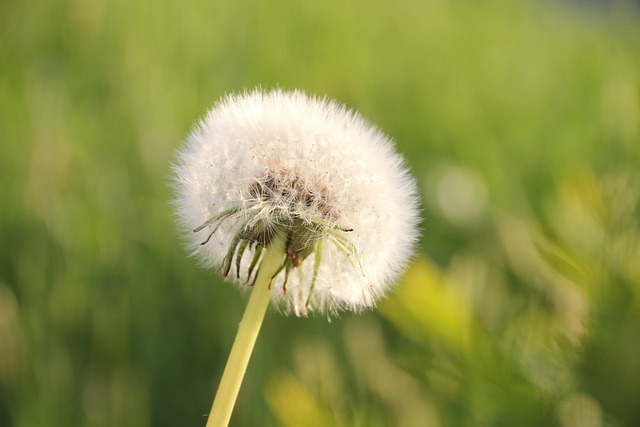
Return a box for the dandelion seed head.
[173,88,420,315]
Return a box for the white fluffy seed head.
[173,88,420,316]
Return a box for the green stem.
[206,234,286,427]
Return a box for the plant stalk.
[206,235,286,427]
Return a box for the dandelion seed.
[173,88,420,316]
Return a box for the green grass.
[1,0,640,426]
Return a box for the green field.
[1,0,640,426]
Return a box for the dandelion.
[172,88,419,426]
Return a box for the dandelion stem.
[206,231,286,427]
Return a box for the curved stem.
[206,233,286,427]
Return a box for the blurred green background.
[2,0,640,426]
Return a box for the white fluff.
[173,88,420,315]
